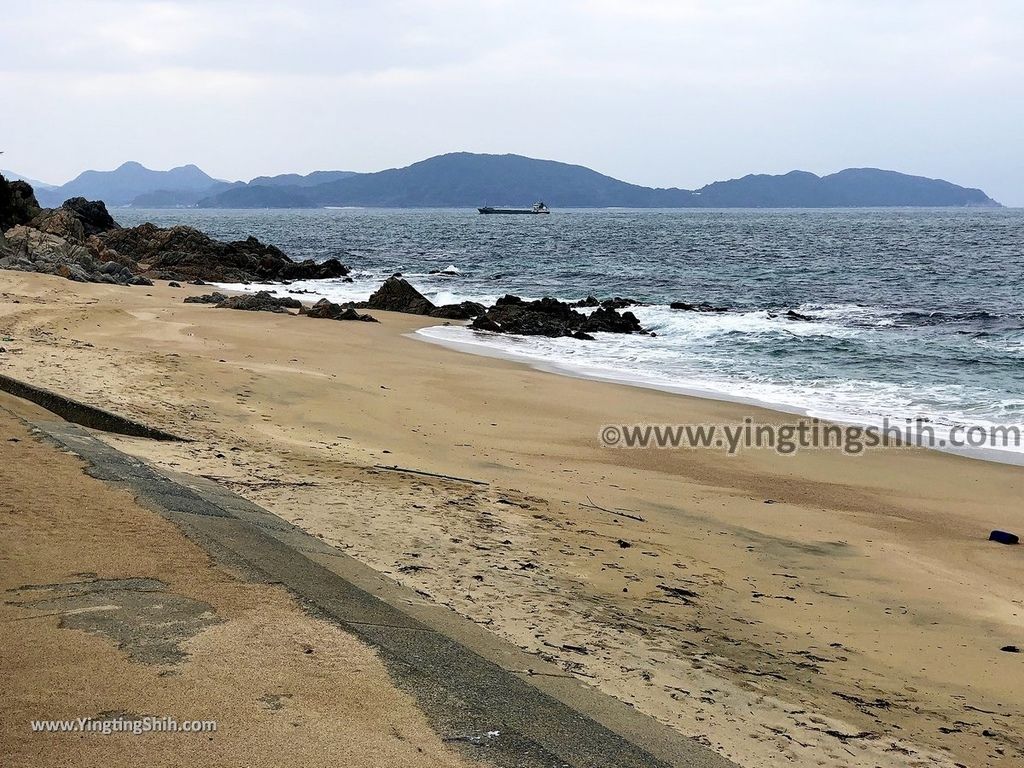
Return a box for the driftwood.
[583,496,646,522]
[372,464,489,486]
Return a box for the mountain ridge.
[17,153,1000,209]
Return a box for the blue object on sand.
[989,530,1019,545]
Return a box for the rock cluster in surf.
[353,276,486,320]
[471,295,645,339]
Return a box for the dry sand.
[1,272,1022,767]
[0,393,480,768]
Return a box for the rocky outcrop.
[301,298,378,322]
[470,294,645,338]
[571,295,639,310]
[214,291,302,313]
[580,306,644,334]
[96,224,349,283]
[0,174,41,232]
[1,225,95,273]
[61,197,119,236]
[30,207,87,243]
[669,301,729,313]
[784,309,814,321]
[362,277,435,315]
[428,301,486,320]
[3,176,347,287]
[0,178,138,284]
[183,292,228,304]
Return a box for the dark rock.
[581,306,644,334]
[472,295,644,338]
[31,208,85,243]
[670,301,729,313]
[96,223,350,283]
[601,297,638,310]
[571,296,638,310]
[55,263,91,283]
[989,530,1019,545]
[127,275,153,286]
[470,314,502,333]
[5,225,93,266]
[168,281,181,288]
[0,174,41,232]
[184,292,228,304]
[215,291,302,313]
[364,277,435,315]
[428,301,486,320]
[572,330,595,340]
[1001,645,1021,653]
[302,298,378,322]
[60,197,119,236]
[189,279,206,285]
[784,309,814,321]
[477,297,579,337]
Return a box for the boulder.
[183,292,228,305]
[0,175,41,232]
[471,294,645,338]
[4,225,93,267]
[31,208,86,243]
[474,296,578,337]
[60,197,119,236]
[428,301,486,320]
[215,291,302,313]
[600,296,639,310]
[302,298,378,322]
[580,306,644,334]
[470,314,502,333]
[572,296,639,310]
[784,309,814,321]
[55,263,91,283]
[363,277,435,315]
[669,301,729,313]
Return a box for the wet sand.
[1,271,1022,767]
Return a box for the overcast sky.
[3,0,1022,204]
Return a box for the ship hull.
[478,207,550,214]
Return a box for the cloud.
[1,0,1021,202]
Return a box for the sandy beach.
[0,392,480,768]
[1,271,1022,767]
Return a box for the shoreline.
[413,324,1024,467]
[208,271,1024,470]
[1,271,1022,768]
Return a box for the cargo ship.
[478,201,550,215]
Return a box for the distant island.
[11,153,1000,210]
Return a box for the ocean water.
[118,207,1024,460]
